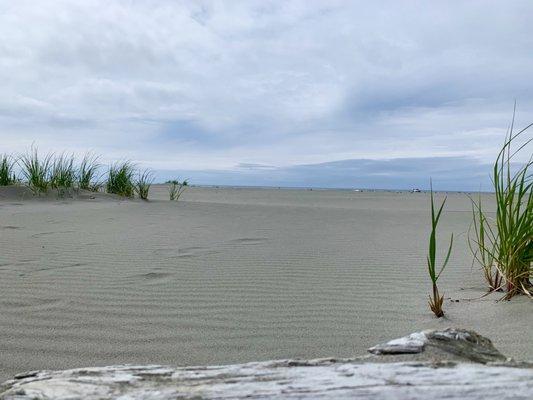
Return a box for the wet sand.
[0,185,531,382]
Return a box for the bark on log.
[1,328,532,400]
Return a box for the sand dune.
[0,186,531,382]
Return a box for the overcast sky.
[1,1,532,190]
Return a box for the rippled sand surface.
[0,186,531,381]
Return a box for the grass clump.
[50,154,76,196]
[106,161,135,197]
[168,179,188,201]
[0,154,16,185]
[470,109,532,299]
[78,153,101,191]
[136,169,154,200]
[19,148,53,195]
[426,181,453,317]
[469,195,502,292]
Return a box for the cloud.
[0,1,532,187]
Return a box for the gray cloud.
[0,1,532,187]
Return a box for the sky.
[1,0,532,190]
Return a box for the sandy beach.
[0,185,531,382]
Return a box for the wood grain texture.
[1,329,531,400]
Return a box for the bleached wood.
[1,328,531,400]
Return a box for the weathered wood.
[367,327,508,363]
[1,328,532,400]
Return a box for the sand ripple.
[0,187,531,382]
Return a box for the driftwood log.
[1,328,532,399]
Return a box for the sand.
[0,185,531,382]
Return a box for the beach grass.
[136,169,154,200]
[18,148,53,194]
[106,161,136,197]
[478,113,533,299]
[493,127,532,298]
[427,182,453,317]
[78,153,100,191]
[0,154,16,186]
[470,110,532,299]
[469,194,502,292]
[3,148,179,200]
[470,113,533,298]
[168,179,188,201]
[50,153,76,196]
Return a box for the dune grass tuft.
[0,154,16,186]
[78,153,101,191]
[50,153,76,196]
[107,161,135,197]
[427,181,453,317]
[469,195,503,292]
[470,109,532,299]
[19,148,53,195]
[168,179,188,201]
[136,169,154,200]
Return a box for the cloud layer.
[1,1,532,188]
[160,156,492,191]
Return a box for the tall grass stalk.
[471,109,532,299]
[427,182,453,317]
[0,154,16,185]
[469,195,502,292]
[19,148,52,194]
[78,153,100,191]
[168,179,188,201]
[136,169,154,200]
[106,161,135,197]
